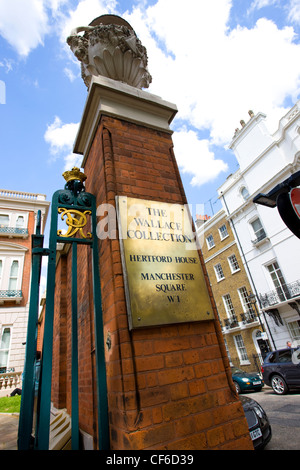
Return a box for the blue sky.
[1,0,300,228]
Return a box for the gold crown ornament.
[62,167,87,184]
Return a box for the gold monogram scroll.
[57,208,92,239]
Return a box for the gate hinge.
[32,247,50,256]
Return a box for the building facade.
[0,189,49,396]
[218,103,300,351]
[197,211,270,373]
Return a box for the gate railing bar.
[18,211,49,450]
[71,242,79,449]
[91,196,109,450]
[35,192,60,450]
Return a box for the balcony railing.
[224,314,239,329]
[251,228,268,245]
[0,371,22,392]
[0,189,46,200]
[259,280,300,308]
[222,311,258,330]
[240,310,258,324]
[0,290,22,303]
[0,226,28,237]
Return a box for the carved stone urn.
[67,14,152,89]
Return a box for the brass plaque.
[116,196,214,329]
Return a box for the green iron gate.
[18,168,109,450]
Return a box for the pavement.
[0,413,19,450]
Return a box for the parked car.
[240,395,272,450]
[261,347,300,395]
[231,366,264,394]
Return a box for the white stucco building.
[0,189,49,396]
[218,103,300,351]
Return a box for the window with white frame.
[241,187,250,201]
[0,214,9,228]
[16,216,25,228]
[214,263,225,281]
[0,211,28,237]
[228,254,240,273]
[238,286,252,312]
[206,234,215,249]
[0,326,11,370]
[234,334,249,363]
[0,249,25,296]
[8,260,19,291]
[218,224,229,240]
[223,293,236,317]
[266,261,290,302]
[250,217,266,243]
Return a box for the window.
[214,263,225,281]
[223,294,236,317]
[0,214,9,228]
[277,350,292,363]
[241,187,250,201]
[206,234,215,249]
[234,334,249,363]
[228,254,240,273]
[250,217,266,243]
[266,261,290,301]
[0,212,28,237]
[16,216,24,228]
[238,286,256,322]
[8,260,19,291]
[219,224,229,240]
[238,286,251,312]
[0,327,11,371]
[0,250,25,301]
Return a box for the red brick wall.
[52,115,253,450]
[51,253,68,409]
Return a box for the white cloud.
[126,0,300,147]
[248,0,280,11]
[64,67,77,81]
[63,152,83,170]
[45,116,78,152]
[172,129,228,187]
[0,0,49,56]
[44,116,80,168]
[0,0,115,57]
[288,0,300,24]
[59,0,117,44]
[0,58,13,73]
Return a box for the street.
[241,386,300,450]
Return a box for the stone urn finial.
[67,14,152,90]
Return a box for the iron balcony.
[259,280,300,308]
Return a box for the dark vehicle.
[240,395,272,450]
[261,347,300,395]
[231,367,264,394]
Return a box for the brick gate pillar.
[72,74,253,450]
